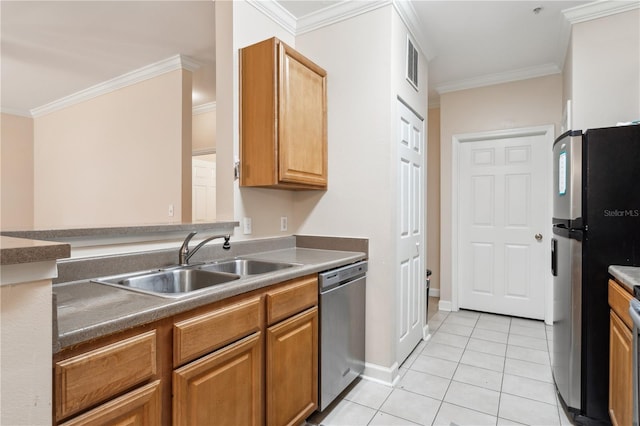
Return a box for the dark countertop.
[2,221,238,242]
[54,247,366,352]
[0,235,70,265]
[609,265,640,294]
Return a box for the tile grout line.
[495,316,512,425]
[330,310,558,426]
[429,312,475,425]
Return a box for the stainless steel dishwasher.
[318,260,367,411]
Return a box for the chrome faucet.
[179,232,231,266]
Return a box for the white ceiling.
[1,1,216,115]
[1,0,593,115]
[276,0,590,104]
[412,1,589,101]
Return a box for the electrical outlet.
[280,216,288,232]
[168,204,174,217]
[243,217,252,235]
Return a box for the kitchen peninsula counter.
[0,235,69,266]
[0,235,70,425]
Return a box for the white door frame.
[451,125,554,324]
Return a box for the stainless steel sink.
[198,259,296,275]
[93,268,239,298]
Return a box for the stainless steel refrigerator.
[551,125,640,424]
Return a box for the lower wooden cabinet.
[55,274,320,426]
[608,279,634,426]
[54,330,158,422]
[173,332,263,426]
[610,310,633,426]
[59,380,161,426]
[266,307,318,426]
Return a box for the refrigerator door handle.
[551,238,558,277]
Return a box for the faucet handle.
[179,231,198,265]
[222,235,231,250]
[181,232,197,251]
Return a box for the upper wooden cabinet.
[240,37,327,190]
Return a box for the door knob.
[535,233,543,241]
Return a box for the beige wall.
[192,108,216,153]
[439,74,563,304]
[569,9,640,130]
[427,107,441,293]
[295,5,428,378]
[214,0,296,237]
[1,113,34,230]
[562,36,573,123]
[180,71,193,223]
[33,69,192,228]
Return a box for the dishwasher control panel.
[318,261,367,291]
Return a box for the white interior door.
[397,99,425,364]
[458,133,547,319]
[192,157,216,222]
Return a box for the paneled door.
[396,99,425,364]
[458,133,547,319]
[192,157,216,222]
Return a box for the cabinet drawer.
[266,276,318,326]
[609,279,633,329]
[59,380,161,426]
[55,330,157,421]
[174,296,261,367]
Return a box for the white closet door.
[458,134,547,319]
[397,100,426,364]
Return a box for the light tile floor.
[307,298,574,426]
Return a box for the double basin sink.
[92,259,297,298]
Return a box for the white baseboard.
[438,299,452,312]
[428,288,440,298]
[422,324,432,341]
[362,361,400,387]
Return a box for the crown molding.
[193,101,216,115]
[248,0,392,36]
[428,100,441,110]
[246,0,297,35]
[248,0,434,64]
[31,54,201,118]
[392,1,435,61]
[436,63,561,94]
[1,108,32,118]
[563,0,640,24]
[296,1,389,34]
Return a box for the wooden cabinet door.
[59,380,161,426]
[610,310,633,426]
[266,307,318,426]
[173,332,262,426]
[240,37,327,190]
[278,43,327,188]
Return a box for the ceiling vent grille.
[406,37,418,90]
